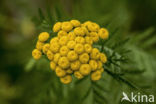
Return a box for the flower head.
[62,22,73,32]
[58,57,70,69]
[60,75,72,84]
[80,64,91,75]
[70,20,81,27]
[38,32,50,42]
[53,22,62,32]
[32,20,109,84]
[91,70,102,81]
[32,49,42,60]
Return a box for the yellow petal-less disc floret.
[36,41,44,50]
[85,36,93,45]
[58,30,68,38]
[100,53,107,63]
[74,27,85,36]
[50,42,60,53]
[59,46,69,56]
[47,50,54,60]
[68,32,76,41]
[53,22,62,32]
[74,43,84,54]
[91,70,102,81]
[67,51,78,61]
[90,48,100,60]
[50,61,56,70]
[71,60,80,71]
[81,26,89,35]
[61,22,73,32]
[55,66,66,77]
[38,32,50,42]
[70,20,81,27]
[99,68,104,73]
[66,69,73,74]
[87,22,100,32]
[60,75,72,84]
[58,57,70,69]
[89,60,98,71]
[53,53,61,63]
[80,64,91,75]
[59,36,69,46]
[32,49,42,60]
[97,61,103,69]
[89,32,99,42]
[42,43,50,54]
[84,44,92,53]
[67,40,76,49]
[83,21,92,27]
[79,53,89,64]
[98,28,109,39]
[75,36,85,44]
[74,71,83,79]
[50,37,59,44]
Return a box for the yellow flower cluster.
[32,20,109,84]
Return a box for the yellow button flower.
[50,37,59,44]
[38,32,50,42]
[98,68,104,73]
[55,66,66,77]
[87,23,100,32]
[80,64,91,75]
[81,26,89,35]
[71,60,80,71]
[75,36,85,44]
[53,53,61,63]
[60,75,72,84]
[32,49,42,60]
[53,22,62,32]
[67,40,76,49]
[74,71,83,79]
[89,60,98,71]
[58,57,70,69]
[85,36,93,45]
[36,41,44,50]
[59,36,68,46]
[97,61,102,69]
[89,32,99,42]
[91,70,102,81]
[98,28,109,39]
[42,43,50,54]
[83,21,92,27]
[58,30,67,38]
[70,20,81,27]
[74,43,84,54]
[67,51,78,61]
[74,27,85,36]
[84,44,92,53]
[50,61,56,71]
[50,42,60,53]
[66,69,73,74]
[59,46,69,56]
[90,48,100,60]
[61,22,73,32]
[100,53,107,63]
[79,53,89,64]
[47,50,54,60]
[68,32,76,41]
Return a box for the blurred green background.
[0,0,156,104]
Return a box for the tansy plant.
[32,20,109,84]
